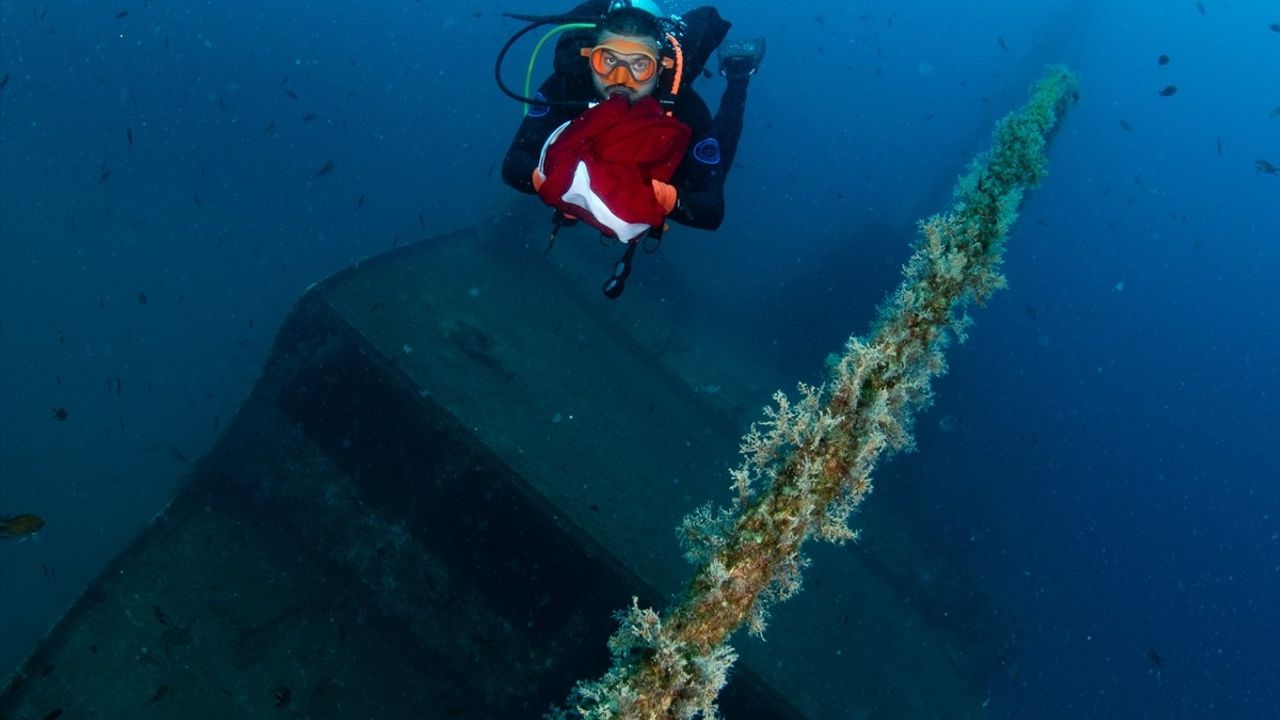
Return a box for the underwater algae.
[550,65,1080,720]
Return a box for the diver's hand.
[652,179,678,215]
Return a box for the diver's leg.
[714,38,765,175]
[714,78,749,174]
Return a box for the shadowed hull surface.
[0,227,1009,719]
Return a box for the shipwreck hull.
[1,225,1011,719]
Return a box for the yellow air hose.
[524,23,597,116]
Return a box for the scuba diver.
[496,0,765,297]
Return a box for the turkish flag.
[537,95,691,242]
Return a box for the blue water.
[1,1,1276,718]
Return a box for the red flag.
[538,95,691,242]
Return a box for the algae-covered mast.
[549,65,1080,720]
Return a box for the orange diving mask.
[581,38,673,89]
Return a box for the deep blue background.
[2,1,1276,718]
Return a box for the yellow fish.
[0,514,45,539]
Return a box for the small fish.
[1147,649,1163,667]
[355,194,366,210]
[1195,2,1205,15]
[417,211,425,228]
[193,192,203,208]
[302,112,316,122]
[1268,106,1280,118]
[1,513,45,539]
[149,685,172,703]
[153,605,168,625]
[52,407,68,421]
[998,36,1007,51]
[263,120,275,133]
[114,378,123,396]
[115,10,128,19]
[42,709,63,720]
[1270,23,1280,33]
[1157,85,1177,96]
[1256,159,1278,175]
[285,89,299,101]
[168,445,190,465]
[0,74,9,92]
[98,168,112,184]
[1157,54,1169,65]
[1119,120,1133,131]
[313,159,335,177]
[126,126,133,147]
[1216,137,1222,155]
[272,686,292,708]
[137,291,149,305]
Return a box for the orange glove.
[652,179,678,215]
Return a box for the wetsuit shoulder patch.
[693,137,721,165]
[528,91,550,118]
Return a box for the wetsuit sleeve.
[667,90,726,231]
[501,75,580,194]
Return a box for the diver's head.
[585,6,668,101]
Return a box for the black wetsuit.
[501,12,749,231]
